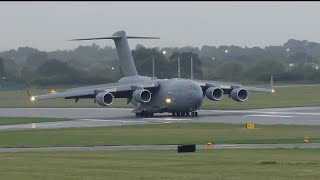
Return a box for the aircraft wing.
[33,80,159,101]
[194,79,274,94]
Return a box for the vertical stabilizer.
[112,31,138,77]
[69,30,159,77]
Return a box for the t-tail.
[70,30,159,77]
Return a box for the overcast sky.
[0,1,320,51]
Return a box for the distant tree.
[36,59,79,76]
[287,52,313,64]
[215,61,244,81]
[169,52,202,79]
[0,58,4,78]
[132,47,175,78]
[2,38,320,85]
[259,60,286,74]
[245,60,286,81]
[25,51,48,70]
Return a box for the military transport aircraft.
[31,30,274,117]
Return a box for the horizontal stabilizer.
[69,36,159,41]
[69,36,121,41]
[127,36,160,39]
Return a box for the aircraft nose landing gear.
[135,111,154,118]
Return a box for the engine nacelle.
[230,88,248,102]
[205,87,223,101]
[95,92,114,106]
[133,89,151,103]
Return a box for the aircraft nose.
[166,80,203,112]
[191,85,203,110]
[182,81,203,111]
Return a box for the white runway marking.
[244,115,293,118]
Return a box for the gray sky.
[1,1,320,51]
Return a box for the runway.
[1,106,320,131]
[1,107,320,152]
[1,143,320,152]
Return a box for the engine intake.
[205,87,223,101]
[95,92,114,106]
[133,89,151,103]
[230,88,248,102]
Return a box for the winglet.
[25,85,36,102]
[270,75,275,93]
[25,86,31,97]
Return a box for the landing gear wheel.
[141,111,147,118]
[191,111,198,117]
[135,113,140,117]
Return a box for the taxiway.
[1,143,320,152]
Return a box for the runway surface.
[1,106,320,131]
[1,143,320,152]
[1,107,320,152]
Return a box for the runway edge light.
[205,142,212,150]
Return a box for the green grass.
[0,117,70,125]
[0,149,320,180]
[2,85,320,109]
[202,84,320,109]
[0,123,319,148]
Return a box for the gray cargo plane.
[31,30,274,117]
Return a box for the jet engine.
[230,88,248,102]
[205,87,223,101]
[133,89,151,103]
[95,92,114,106]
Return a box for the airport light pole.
[190,56,193,80]
[178,56,181,78]
[161,50,168,76]
[286,48,290,62]
[152,55,155,77]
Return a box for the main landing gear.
[172,111,198,117]
[135,111,154,118]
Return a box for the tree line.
[1,39,320,87]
